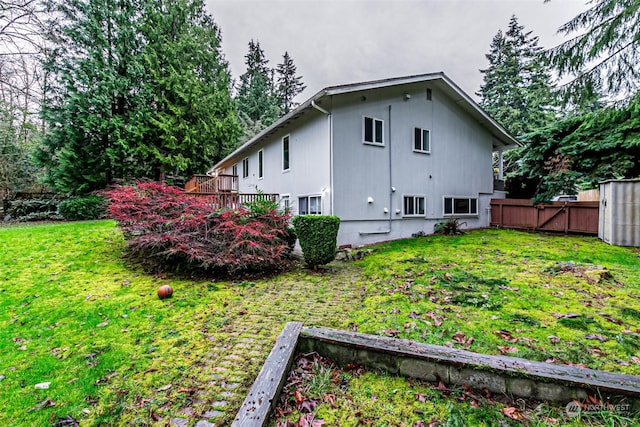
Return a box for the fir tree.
[546,0,640,103]
[276,51,305,114]
[236,40,280,132]
[37,0,240,193]
[140,0,241,181]
[38,0,147,193]
[477,15,556,137]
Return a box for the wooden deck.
[185,174,278,209]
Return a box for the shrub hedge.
[4,198,61,221]
[292,215,340,268]
[107,182,293,274]
[58,195,106,220]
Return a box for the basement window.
[363,116,384,145]
[403,195,425,217]
[444,197,478,216]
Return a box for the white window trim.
[298,194,323,216]
[443,196,479,216]
[232,163,238,176]
[282,134,290,172]
[257,149,264,180]
[362,115,384,146]
[413,127,431,154]
[279,193,291,213]
[242,157,249,179]
[402,194,426,218]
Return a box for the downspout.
[360,104,393,235]
[311,100,333,216]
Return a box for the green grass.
[273,360,639,427]
[1,222,640,426]
[352,229,640,375]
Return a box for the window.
[242,157,249,178]
[363,116,384,145]
[299,195,322,215]
[258,149,264,179]
[282,135,290,171]
[232,163,238,176]
[413,127,430,153]
[444,197,478,215]
[279,195,290,212]
[403,195,425,217]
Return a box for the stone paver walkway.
[169,264,363,426]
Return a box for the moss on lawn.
[351,229,640,375]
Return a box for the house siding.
[331,83,494,245]
[222,111,332,215]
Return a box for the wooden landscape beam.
[232,322,302,427]
[299,327,640,405]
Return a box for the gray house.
[204,72,519,246]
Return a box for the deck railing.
[192,193,279,210]
[185,174,238,194]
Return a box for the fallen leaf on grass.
[502,406,525,421]
[30,398,55,412]
[294,389,305,407]
[415,392,428,403]
[494,330,518,343]
[425,311,443,327]
[96,372,118,385]
[497,346,518,354]
[383,329,400,337]
[296,413,325,427]
[598,313,623,325]
[588,348,606,357]
[435,379,451,395]
[552,312,581,319]
[156,384,172,392]
[323,394,337,408]
[631,356,640,364]
[52,416,79,427]
[585,334,608,342]
[96,321,109,328]
[548,336,561,344]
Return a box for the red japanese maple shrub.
[107,182,292,274]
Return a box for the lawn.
[1,221,639,426]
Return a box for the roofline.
[211,72,521,172]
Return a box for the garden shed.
[599,179,640,247]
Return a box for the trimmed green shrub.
[292,215,340,268]
[58,195,106,220]
[5,198,61,221]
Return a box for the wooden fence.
[490,199,599,235]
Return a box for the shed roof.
[211,71,521,173]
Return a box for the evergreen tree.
[477,16,557,178]
[38,0,146,194]
[546,0,640,102]
[236,40,280,133]
[37,0,240,193]
[140,0,241,181]
[477,15,556,137]
[276,51,305,114]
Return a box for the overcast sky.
[205,0,587,101]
